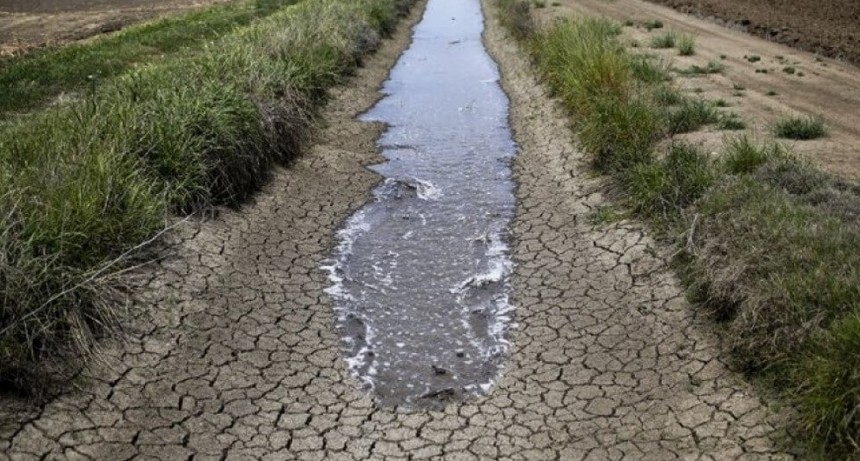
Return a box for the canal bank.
[0,0,793,458]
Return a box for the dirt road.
[0,0,793,459]
[0,0,230,56]
[539,0,860,180]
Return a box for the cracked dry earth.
[0,0,795,459]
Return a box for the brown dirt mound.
[646,0,860,66]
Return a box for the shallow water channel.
[324,0,517,407]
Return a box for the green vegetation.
[649,31,677,49]
[677,60,724,75]
[783,66,797,74]
[677,34,696,56]
[0,0,304,120]
[0,0,415,392]
[717,113,746,130]
[666,98,718,134]
[746,54,761,63]
[643,19,664,31]
[496,1,860,457]
[773,115,827,140]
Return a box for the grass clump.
[649,31,677,49]
[717,113,746,131]
[773,115,827,140]
[0,1,301,120]
[677,60,724,75]
[653,85,684,106]
[666,98,719,135]
[721,136,783,174]
[498,0,536,40]
[643,19,664,31]
[534,17,660,171]
[677,34,696,56]
[628,144,715,219]
[792,312,860,456]
[0,0,415,393]
[746,54,761,63]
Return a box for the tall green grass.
[0,0,306,120]
[496,1,860,457]
[0,0,415,393]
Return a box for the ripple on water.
[323,0,518,408]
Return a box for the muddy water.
[324,0,517,407]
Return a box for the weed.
[629,55,671,83]
[721,135,782,174]
[677,34,696,56]
[712,99,730,107]
[498,0,535,40]
[532,0,546,8]
[746,55,761,63]
[677,60,724,75]
[589,206,624,225]
[653,85,684,106]
[666,98,719,134]
[718,113,746,131]
[650,31,677,49]
[792,312,860,456]
[643,19,664,31]
[627,143,715,218]
[624,19,635,27]
[719,54,727,60]
[773,115,827,140]
[766,89,778,96]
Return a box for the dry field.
[646,0,860,65]
[536,0,860,180]
[0,0,232,56]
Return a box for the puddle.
[323,0,517,408]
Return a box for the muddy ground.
[0,0,795,459]
[0,0,230,56]
[539,0,860,181]
[644,0,860,66]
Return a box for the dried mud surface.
[644,0,860,66]
[0,0,794,459]
[0,0,230,56]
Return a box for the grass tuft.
[677,34,696,56]
[717,113,746,131]
[721,135,782,174]
[677,60,724,75]
[649,31,677,49]
[773,115,827,140]
[643,19,664,31]
[627,144,715,219]
[665,98,719,135]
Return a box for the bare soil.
[0,0,231,56]
[537,0,860,180]
[644,0,860,66]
